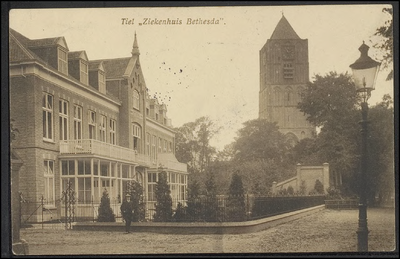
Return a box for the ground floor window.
[43,160,55,205]
[78,177,91,204]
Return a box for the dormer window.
[58,48,68,74]
[80,60,88,85]
[133,90,140,110]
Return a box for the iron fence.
[19,193,326,225]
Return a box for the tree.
[232,119,290,163]
[366,95,394,205]
[297,72,394,200]
[175,116,220,195]
[153,171,173,222]
[298,72,359,129]
[371,7,393,81]
[97,189,116,222]
[314,179,324,194]
[127,181,146,222]
[230,119,295,194]
[174,116,220,174]
[226,172,246,221]
[297,72,360,195]
[204,171,218,221]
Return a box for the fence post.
[64,191,68,229]
[246,193,250,221]
[92,196,95,222]
[19,192,22,231]
[41,195,44,229]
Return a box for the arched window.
[285,86,293,105]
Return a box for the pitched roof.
[9,28,38,62]
[68,51,88,61]
[270,15,300,40]
[27,37,68,48]
[95,57,132,78]
[9,33,36,61]
[9,28,121,104]
[89,60,104,71]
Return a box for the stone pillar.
[296,163,302,192]
[11,154,29,255]
[323,163,330,194]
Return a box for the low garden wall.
[73,205,325,234]
[325,199,358,209]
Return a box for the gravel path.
[19,207,396,255]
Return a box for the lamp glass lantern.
[349,42,381,100]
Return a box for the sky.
[9,4,394,151]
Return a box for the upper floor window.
[155,112,159,121]
[146,132,151,156]
[42,93,53,141]
[73,105,82,141]
[58,48,68,74]
[158,137,162,153]
[133,124,141,151]
[59,99,69,141]
[163,139,167,152]
[109,119,116,145]
[99,115,107,142]
[152,135,157,160]
[283,63,294,79]
[80,60,88,85]
[88,110,96,140]
[133,90,140,110]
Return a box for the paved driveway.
[19,207,396,255]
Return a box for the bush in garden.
[226,172,246,222]
[314,179,324,194]
[97,189,116,222]
[153,171,173,222]
[172,202,189,222]
[287,185,294,195]
[204,172,219,222]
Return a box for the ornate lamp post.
[349,42,380,252]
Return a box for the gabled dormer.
[89,61,106,94]
[68,51,89,85]
[159,103,167,125]
[149,98,159,121]
[27,36,69,75]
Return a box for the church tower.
[259,14,315,145]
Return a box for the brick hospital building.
[9,28,188,222]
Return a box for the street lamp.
[349,41,381,252]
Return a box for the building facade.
[9,29,188,222]
[259,15,315,145]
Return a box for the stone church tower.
[259,14,315,145]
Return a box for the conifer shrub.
[153,171,173,222]
[97,189,116,222]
